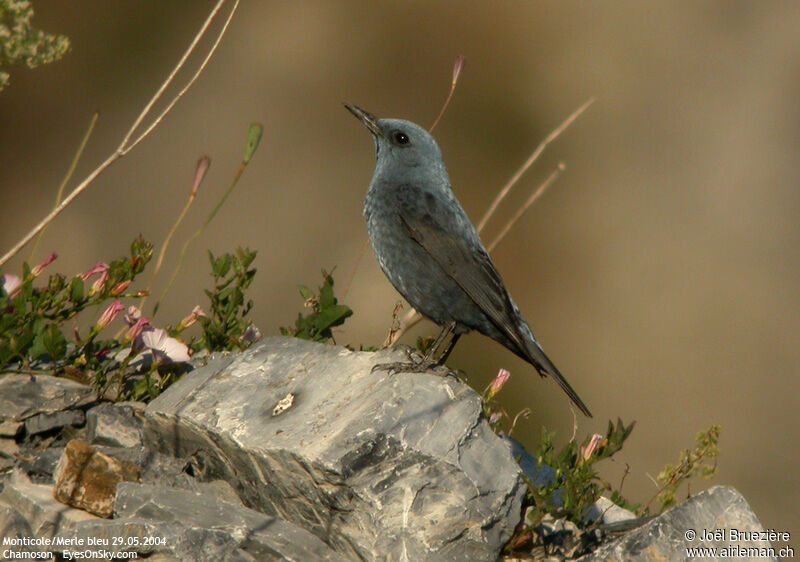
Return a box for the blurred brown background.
[1,1,798,543]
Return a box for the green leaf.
[243,123,263,164]
[42,324,67,359]
[298,286,314,300]
[69,277,83,302]
[314,304,353,332]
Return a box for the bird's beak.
[344,104,382,137]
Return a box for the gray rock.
[55,483,341,561]
[0,420,23,437]
[0,503,35,544]
[17,447,64,483]
[24,409,85,436]
[585,496,637,526]
[580,486,778,561]
[0,373,97,422]
[144,337,525,562]
[109,482,341,561]
[86,402,143,448]
[145,555,182,562]
[194,479,244,506]
[0,469,98,539]
[0,438,19,459]
[0,456,13,472]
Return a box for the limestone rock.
[53,440,140,517]
[0,469,98,538]
[0,420,23,437]
[55,483,341,561]
[580,486,778,561]
[24,409,85,436]
[86,402,143,448]
[144,337,525,562]
[0,438,19,459]
[0,373,96,422]
[0,503,34,544]
[586,496,637,526]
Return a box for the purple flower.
[241,324,262,343]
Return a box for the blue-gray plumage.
[345,104,591,417]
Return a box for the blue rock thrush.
[345,104,592,417]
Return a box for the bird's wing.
[397,189,592,416]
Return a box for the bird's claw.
[371,359,438,375]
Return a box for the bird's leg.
[371,321,459,375]
[434,331,460,365]
[425,322,458,365]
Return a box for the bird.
[345,104,591,417]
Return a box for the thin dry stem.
[124,0,239,154]
[0,0,237,269]
[29,111,99,262]
[341,238,369,302]
[154,152,249,315]
[141,156,210,313]
[486,163,564,253]
[476,97,594,232]
[429,55,466,133]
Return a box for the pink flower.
[487,368,511,399]
[123,307,151,343]
[122,306,190,364]
[30,252,57,277]
[110,280,131,296]
[124,306,142,325]
[580,434,605,461]
[488,412,502,425]
[178,305,207,329]
[82,262,109,296]
[94,300,124,332]
[1,274,22,299]
[139,328,191,364]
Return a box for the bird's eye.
[392,131,410,145]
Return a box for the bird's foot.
[370,345,455,378]
[372,359,439,375]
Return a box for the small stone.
[86,403,143,448]
[24,409,85,436]
[53,440,140,518]
[0,420,23,437]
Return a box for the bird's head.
[345,104,445,173]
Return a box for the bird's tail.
[523,339,592,417]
